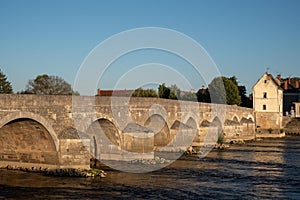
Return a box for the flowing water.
[0,137,300,199]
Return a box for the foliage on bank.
[2,165,106,178]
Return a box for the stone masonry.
[0,94,255,169]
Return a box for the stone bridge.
[0,94,255,169]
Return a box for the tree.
[229,76,238,86]
[158,83,170,99]
[208,76,241,105]
[238,85,252,107]
[181,92,197,101]
[0,69,13,94]
[196,86,211,103]
[169,84,180,99]
[131,88,158,97]
[247,93,253,108]
[230,76,252,108]
[25,74,76,95]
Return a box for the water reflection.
[0,137,300,199]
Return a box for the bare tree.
[25,74,77,95]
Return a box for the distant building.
[294,102,300,118]
[253,72,283,129]
[279,76,300,115]
[180,89,196,96]
[96,88,134,97]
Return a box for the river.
[0,137,300,199]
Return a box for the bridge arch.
[181,112,199,129]
[247,115,255,122]
[211,116,222,128]
[0,112,59,151]
[185,117,198,129]
[199,119,211,127]
[144,114,171,147]
[232,115,239,123]
[86,118,122,159]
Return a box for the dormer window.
[263,92,267,98]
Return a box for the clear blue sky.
[0,0,299,95]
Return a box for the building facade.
[294,102,300,118]
[253,73,283,130]
[280,77,300,115]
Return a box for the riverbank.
[0,165,106,178]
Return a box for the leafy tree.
[238,85,252,107]
[247,93,253,108]
[208,76,241,105]
[25,74,76,95]
[230,76,252,108]
[131,88,158,97]
[229,76,238,86]
[0,69,13,94]
[196,86,211,103]
[169,84,180,99]
[181,92,197,101]
[158,83,170,99]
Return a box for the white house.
[253,72,283,130]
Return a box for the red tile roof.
[97,89,134,97]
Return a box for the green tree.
[208,76,241,105]
[25,74,76,95]
[230,76,252,108]
[131,88,158,97]
[0,69,13,94]
[169,84,180,99]
[181,92,197,101]
[229,76,238,86]
[158,83,170,99]
[238,85,252,107]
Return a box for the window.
[264,80,267,84]
[263,92,267,98]
[263,105,267,110]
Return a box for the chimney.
[284,80,288,90]
[296,79,299,89]
[275,74,281,85]
[288,77,291,84]
[97,88,101,96]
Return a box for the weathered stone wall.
[0,94,256,166]
[0,119,59,168]
[285,118,300,135]
[59,139,90,169]
[0,94,74,138]
[0,95,255,133]
[256,112,282,129]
